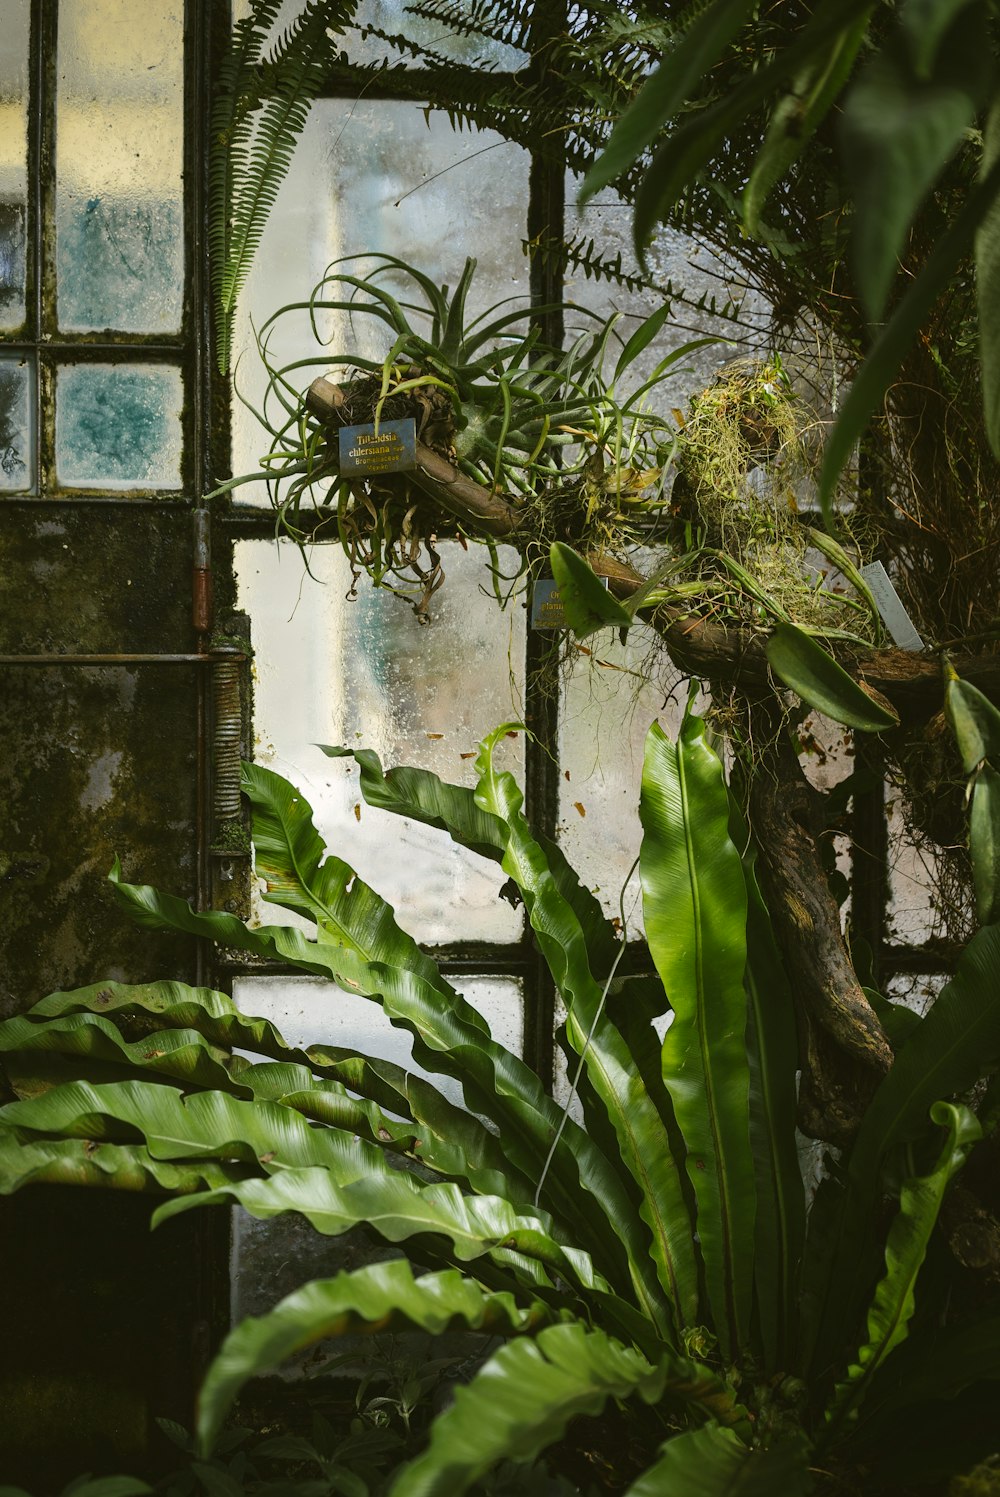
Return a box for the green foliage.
[946,663,1000,923]
[765,622,900,733]
[2,713,999,1491]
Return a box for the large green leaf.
[387,1321,723,1497]
[977,95,1000,454]
[197,1261,557,1454]
[970,763,1000,924]
[548,542,633,639]
[943,668,1000,771]
[640,713,755,1358]
[808,923,1000,1375]
[744,19,869,237]
[579,0,760,204]
[765,623,899,732]
[152,1164,600,1297]
[735,812,805,1374]
[474,724,696,1339]
[624,1424,812,1496]
[824,1102,980,1437]
[841,12,992,321]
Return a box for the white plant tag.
[859,562,924,651]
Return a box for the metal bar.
[0,339,185,355]
[0,652,245,665]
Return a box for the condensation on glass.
[232,102,530,496]
[350,0,527,68]
[0,354,34,492]
[0,0,29,332]
[557,623,688,926]
[230,973,524,1335]
[56,0,184,333]
[565,176,771,421]
[55,363,183,489]
[236,538,526,944]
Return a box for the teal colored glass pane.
[56,0,184,333]
[0,355,33,492]
[0,0,29,330]
[56,364,183,490]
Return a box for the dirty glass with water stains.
[55,364,183,489]
[56,0,184,333]
[231,102,530,496]
[0,0,28,332]
[0,356,33,493]
[236,538,525,945]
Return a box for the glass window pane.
[56,0,184,333]
[230,973,524,1329]
[232,102,530,494]
[0,0,29,331]
[557,625,688,927]
[351,0,527,68]
[236,538,525,944]
[56,363,183,489]
[0,354,33,492]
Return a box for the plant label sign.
[339,418,417,476]
[859,561,924,651]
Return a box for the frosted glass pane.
[352,0,527,67]
[0,0,28,329]
[558,625,688,925]
[232,101,529,494]
[0,355,33,493]
[56,363,183,489]
[236,538,525,943]
[567,178,771,417]
[56,0,184,332]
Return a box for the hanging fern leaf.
[211,1,366,375]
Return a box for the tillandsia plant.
[217,253,701,613]
[2,703,1000,1492]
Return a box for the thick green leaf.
[388,1323,679,1497]
[808,923,1000,1375]
[944,669,1000,771]
[736,812,805,1373]
[819,152,1000,516]
[970,763,1000,924]
[624,1424,811,1497]
[977,95,1000,455]
[152,1164,598,1296]
[744,20,869,237]
[0,1011,241,1094]
[579,0,760,204]
[0,1128,248,1198]
[197,1261,556,1454]
[848,1308,1000,1447]
[766,623,899,732]
[842,16,991,321]
[640,714,755,1357]
[548,543,633,639]
[111,867,640,1299]
[475,724,696,1339]
[631,0,876,253]
[825,1102,980,1435]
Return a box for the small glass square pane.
[56,363,183,490]
[0,354,33,493]
[0,0,29,330]
[56,0,184,333]
[351,0,527,68]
